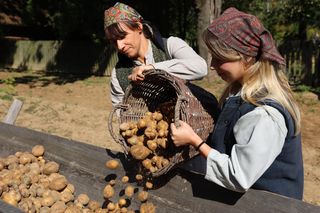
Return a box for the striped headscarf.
[104,2,143,30]
[207,7,285,66]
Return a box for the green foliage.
[222,0,320,42]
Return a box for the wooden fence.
[0,39,118,76]
[279,40,320,87]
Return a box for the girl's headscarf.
[207,7,286,66]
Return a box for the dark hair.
[105,20,156,42]
[105,20,165,51]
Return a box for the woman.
[170,7,304,200]
[104,2,208,106]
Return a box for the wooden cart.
[0,122,319,213]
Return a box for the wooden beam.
[3,98,23,125]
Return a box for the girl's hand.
[128,65,154,81]
[170,120,201,147]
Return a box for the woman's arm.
[151,36,208,80]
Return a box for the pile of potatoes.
[0,145,156,213]
[120,111,178,175]
[0,146,106,212]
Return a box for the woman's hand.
[170,120,202,147]
[128,65,154,81]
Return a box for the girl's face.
[115,23,143,59]
[210,58,245,84]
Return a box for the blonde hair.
[203,29,301,134]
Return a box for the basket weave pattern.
[109,69,214,177]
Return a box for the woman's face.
[115,23,143,59]
[210,58,245,84]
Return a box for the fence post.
[3,99,23,125]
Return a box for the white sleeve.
[205,106,288,192]
[110,68,125,107]
[151,36,208,80]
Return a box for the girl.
[170,7,303,200]
[104,2,207,106]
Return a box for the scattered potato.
[121,176,129,183]
[140,202,156,213]
[145,182,153,189]
[103,185,114,199]
[124,185,134,197]
[137,191,148,202]
[105,159,119,170]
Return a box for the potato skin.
[105,159,119,170]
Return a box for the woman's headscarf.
[104,2,143,30]
[207,7,285,66]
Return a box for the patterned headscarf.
[207,7,286,66]
[104,2,143,30]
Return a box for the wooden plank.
[2,99,23,124]
[0,123,319,212]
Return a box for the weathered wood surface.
[0,122,319,213]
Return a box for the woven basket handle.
[108,104,130,155]
[174,95,187,127]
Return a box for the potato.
[105,159,119,170]
[118,198,126,207]
[107,202,116,211]
[120,207,128,213]
[19,153,33,165]
[49,176,68,191]
[88,200,100,211]
[145,182,153,189]
[50,201,67,213]
[109,179,116,186]
[103,184,114,199]
[137,119,147,129]
[156,138,167,149]
[142,159,152,170]
[152,112,163,121]
[60,190,74,203]
[32,145,45,157]
[127,135,138,146]
[43,161,60,175]
[137,191,148,202]
[76,193,90,205]
[41,195,55,207]
[129,145,151,160]
[121,176,129,183]
[147,140,157,151]
[0,161,4,171]
[119,122,130,131]
[65,205,82,213]
[2,192,18,206]
[140,202,156,213]
[124,185,134,197]
[162,158,170,167]
[135,174,143,181]
[144,127,157,139]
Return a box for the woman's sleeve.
[151,36,208,80]
[110,68,125,107]
[205,106,288,192]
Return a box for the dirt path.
[0,70,319,205]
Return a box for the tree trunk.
[195,0,221,64]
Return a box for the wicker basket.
[108,69,215,177]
